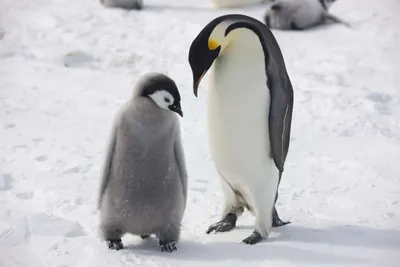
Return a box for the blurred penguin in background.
[100,0,143,10]
[210,0,271,9]
[264,0,350,30]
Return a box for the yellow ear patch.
[208,39,220,50]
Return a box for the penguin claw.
[159,241,177,252]
[272,208,291,227]
[272,219,291,227]
[242,231,263,245]
[106,239,124,250]
[206,213,237,234]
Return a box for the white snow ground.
[0,0,399,266]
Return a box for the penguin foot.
[272,208,291,227]
[242,231,263,245]
[206,213,237,234]
[106,239,124,250]
[159,241,177,252]
[140,235,150,239]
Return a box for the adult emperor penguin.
[188,14,294,244]
[98,73,187,252]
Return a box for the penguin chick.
[264,0,350,30]
[100,0,143,10]
[210,0,269,8]
[97,73,187,253]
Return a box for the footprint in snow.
[0,173,13,191]
[4,123,15,129]
[365,92,393,115]
[15,191,34,200]
[27,213,87,238]
[62,165,81,175]
[192,187,207,193]
[35,155,48,162]
[62,51,98,69]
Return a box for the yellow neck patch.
[208,39,220,50]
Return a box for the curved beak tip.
[193,83,199,97]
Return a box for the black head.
[188,14,264,97]
[188,19,223,97]
[136,73,183,117]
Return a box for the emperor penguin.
[210,0,269,9]
[97,73,187,252]
[100,0,143,10]
[264,0,350,30]
[188,14,294,245]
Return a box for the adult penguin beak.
[193,71,207,97]
[189,37,221,97]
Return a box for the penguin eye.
[164,97,170,103]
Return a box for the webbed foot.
[106,239,124,250]
[206,213,237,234]
[242,231,263,245]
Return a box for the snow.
[0,0,399,266]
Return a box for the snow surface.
[1,0,400,266]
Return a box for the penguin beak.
[189,37,221,98]
[169,103,183,118]
[193,71,207,97]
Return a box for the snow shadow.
[274,224,400,251]
[121,224,399,264]
[124,239,363,264]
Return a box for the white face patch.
[148,90,174,110]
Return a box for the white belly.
[206,39,276,197]
[210,0,265,8]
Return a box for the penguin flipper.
[97,117,120,210]
[267,70,294,173]
[173,119,188,204]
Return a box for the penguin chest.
[207,53,273,186]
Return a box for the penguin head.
[188,14,262,97]
[135,73,183,117]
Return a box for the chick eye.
[164,97,170,103]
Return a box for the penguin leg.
[272,172,290,227]
[101,225,124,250]
[157,223,180,253]
[242,171,280,245]
[206,175,244,234]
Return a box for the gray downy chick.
[100,0,143,10]
[264,0,350,30]
[97,73,188,253]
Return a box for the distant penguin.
[264,0,350,30]
[100,0,143,10]
[97,73,187,252]
[188,14,294,245]
[210,0,269,8]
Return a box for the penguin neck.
[211,28,267,95]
